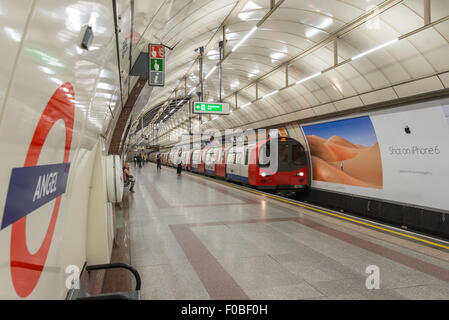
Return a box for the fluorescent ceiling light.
[205,66,217,79]
[241,102,251,108]
[40,67,55,75]
[232,26,258,52]
[270,52,287,60]
[177,99,184,106]
[296,72,322,85]
[242,1,262,11]
[262,90,279,99]
[352,38,398,61]
[188,87,197,95]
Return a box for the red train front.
[249,137,309,190]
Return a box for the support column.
[424,0,431,25]
[199,46,204,138]
[334,38,338,66]
[255,81,258,100]
[219,40,224,102]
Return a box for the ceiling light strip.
[205,65,217,79]
[262,90,279,99]
[232,26,258,52]
[351,38,398,60]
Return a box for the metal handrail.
[86,263,141,291]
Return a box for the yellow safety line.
[227,183,449,251]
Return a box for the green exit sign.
[193,102,230,115]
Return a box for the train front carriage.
[251,137,309,190]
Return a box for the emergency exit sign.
[192,102,230,115]
[148,44,165,87]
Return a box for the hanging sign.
[192,102,230,115]
[148,44,165,86]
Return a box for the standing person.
[137,155,142,168]
[176,150,183,176]
[141,153,145,167]
[156,153,162,170]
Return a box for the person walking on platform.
[176,150,183,176]
[137,155,142,168]
[141,154,145,167]
[156,153,162,170]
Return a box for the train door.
[187,150,193,171]
[226,147,237,180]
[234,146,248,183]
[199,148,208,173]
[182,150,189,169]
[191,150,200,171]
[215,147,225,178]
[239,145,253,183]
[204,148,213,175]
[210,148,216,175]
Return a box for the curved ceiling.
[127,0,449,146]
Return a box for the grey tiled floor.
[123,164,449,300]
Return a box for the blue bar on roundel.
[1,163,71,230]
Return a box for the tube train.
[149,137,310,191]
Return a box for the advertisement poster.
[301,98,449,212]
[302,116,382,189]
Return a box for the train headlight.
[261,172,266,177]
[296,172,304,176]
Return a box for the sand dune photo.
[302,116,383,189]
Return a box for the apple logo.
[404,126,411,134]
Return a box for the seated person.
[123,162,135,192]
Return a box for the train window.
[192,151,199,163]
[235,152,242,164]
[227,150,234,163]
[245,148,249,165]
[279,144,289,163]
[258,143,270,167]
[292,142,307,166]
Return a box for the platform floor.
[116,163,449,300]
